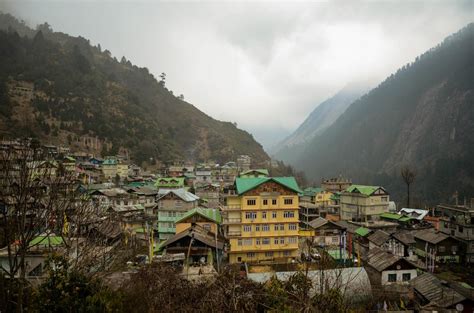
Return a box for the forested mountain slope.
[0,13,269,165]
[297,23,474,204]
[271,84,367,164]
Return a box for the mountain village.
[1,138,473,312]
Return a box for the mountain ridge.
[295,23,474,204]
[0,12,270,166]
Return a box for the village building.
[410,273,473,312]
[158,224,225,273]
[436,201,474,263]
[413,228,464,265]
[175,207,222,234]
[223,177,301,263]
[154,177,185,189]
[101,158,118,179]
[340,185,390,222]
[321,176,352,193]
[156,188,199,241]
[239,169,269,178]
[195,166,213,185]
[236,155,251,171]
[365,248,418,287]
[193,183,220,208]
[307,217,346,248]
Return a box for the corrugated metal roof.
[355,227,371,237]
[235,177,302,195]
[392,230,416,245]
[158,188,199,202]
[367,230,390,246]
[367,248,402,272]
[414,228,450,244]
[411,273,466,308]
[175,207,222,224]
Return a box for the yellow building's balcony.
[239,229,299,238]
[240,216,299,224]
[223,218,242,225]
[221,205,241,212]
[229,241,299,252]
[227,230,242,237]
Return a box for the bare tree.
[401,166,416,208]
[0,140,118,312]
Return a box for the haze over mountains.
[270,83,368,163]
[280,23,473,204]
[0,13,269,165]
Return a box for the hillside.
[0,13,269,165]
[296,23,474,204]
[271,84,367,164]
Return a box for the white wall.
[381,269,417,285]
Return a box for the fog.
[1,0,472,149]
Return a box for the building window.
[452,245,458,253]
[247,252,255,258]
[288,237,297,244]
[245,212,257,220]
[262,238,270,245]
[402,273,411,281]
[262,211,267,219]
[262,225,270,232]
[256,238,260,245]
[332,236,339,244]
[255,225,260,232]
[243,239,253,246]
[243,225,252,232]
[280,238,285,244]
[458,226,463,233]
[274,238,279,244]
[247,199,256,206]
[263,199,268,205]
[284,198,293,205]
[438,245,446,253]
[388,274,397,282]
[381,196,388,202]
[265,252,274,257]
[284,211,295,218]
[272,199,277,205]
[272,211,277,218]
[279,224,285,231]
[283,251,290,256]
[289,224,297,231]
[237,239,242,246]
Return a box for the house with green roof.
[102,158,118,179]
[301,187,333,206]
[340,184,390,222]
[225,176,302,264]
[239,169,269,178]
[175,207,222,234]
[154,177,185,189]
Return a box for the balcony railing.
[227,230,242,236]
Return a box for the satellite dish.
[455,303,463,312]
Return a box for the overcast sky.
[1,0,472,149]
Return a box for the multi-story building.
[321,176,352,193]
[436,200,474,263]
[156,188,199,241]
[340,185,390,222]
[117,163,129,179]
[236,155,251,172]
[223,177,301,263]
[101,157,117,179]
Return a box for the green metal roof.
[154,177,185,187]
[175,208,222,224]
[345,184,383,196]
[30,236,64,247]
[235,177,302,195]
[380,212,413,223]
[64,156,76,162]
[330,192,341,200]
[240,169,269,177]
[303,187,324,197]
[102,159,117,165]
[355,227,371,237]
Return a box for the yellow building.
[102,158,117,179]
[340,185,390,221]
[117,163,129,179]
[302,187,333,205]
[224,177,301,264]
[175,207,221,234]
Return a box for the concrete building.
[340,185,390,222]
[223,177,301,263]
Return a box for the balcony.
[224,218,242,224]
[227,230,242,237]
[221,205,241,211]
